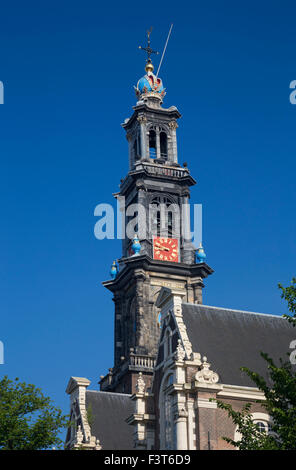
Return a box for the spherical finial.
[145,59,154,73]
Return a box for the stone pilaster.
[193,358,222,450]
[134,270,146,354]
[127,373,155,450]
[156,129,161,160]
[126,133,133,170]
[113,294,121,365]
[169,121,178,163]
[137,115,147,159]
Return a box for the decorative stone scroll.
[195,356,219,384]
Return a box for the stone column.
[136,187,147,245]
[134,270,146,354]
[169,121,178,163]
[114,293,122,364]
[137,116,147,159]
[187,398,196,450]
[181,193,194,264]
[192,280,203,304]
[156,128,161,159]
[174,408,188,450]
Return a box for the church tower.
[100,34,213,394]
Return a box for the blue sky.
[0,0,295,423]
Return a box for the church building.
[65,36,295,450]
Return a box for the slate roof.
[85,390,134,450]
[182,303,296,387]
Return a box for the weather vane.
[139,27,159,62]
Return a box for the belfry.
[99,32,213,394]
[65,31,295,451]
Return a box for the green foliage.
[212,278,296,450]
[0,376,68,450]
[214,353,296,450]
[214,401,278,450]
[278,277,296,326]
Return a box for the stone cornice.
[121,104,181,131]
[119,164,196,196]
[66,377,90,395]
[102,255,214,291]
[218,384,265,401]
[126,413,156,425]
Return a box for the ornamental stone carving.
[168,121,178,130]
[76,425,83,445]
[175,339,186,362]
[136,372,146,394]
[195,356,219,384]
[137,115,147,124]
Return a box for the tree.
[279,277,296,327]
[213,279,296,450]
[0,376,68,450]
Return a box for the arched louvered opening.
[133,132,141,161]
[160,132,168,160]
[149,129,157,158]
[150,195,179,239]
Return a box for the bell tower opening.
[133,131,141,161]
[160,131,168,160]
[149,129,157,159]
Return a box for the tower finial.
[139,27,159,73]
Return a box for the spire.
[138,27,159,73]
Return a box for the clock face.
[153,237,179,262]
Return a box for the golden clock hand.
[155,244,170,251]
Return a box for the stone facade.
[126,288,269,450]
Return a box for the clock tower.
[100,39,213,394]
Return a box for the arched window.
[168,211,173,237]
[254,420,273,434]
[160,132,168,159]
[149,195,179,239]
[133,132,141,161]
[164,329,172,359]
[234,413,273,444]
[160,373,175,449]
[149,130,157,158]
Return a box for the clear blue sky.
[0,0,295,422]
